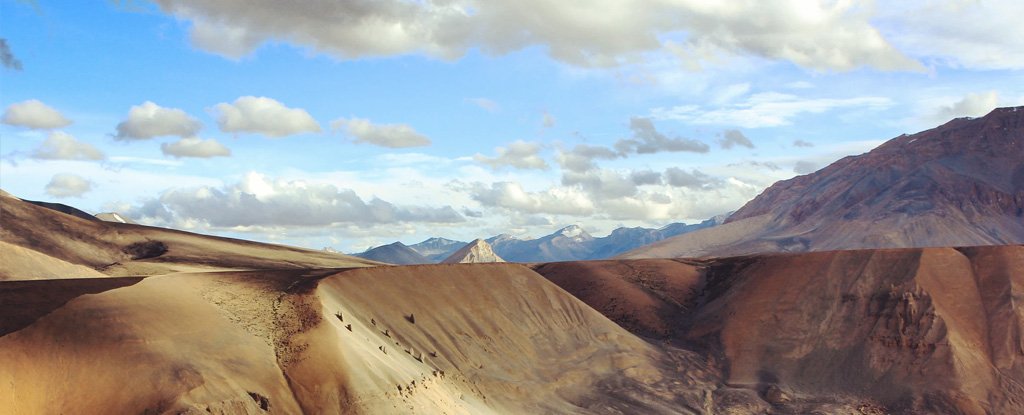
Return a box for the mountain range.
[622,106,1024,259]
[353,215,727,265]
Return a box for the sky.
[2,0,1023,252]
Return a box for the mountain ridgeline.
[622,106,1024,259]
[353,216,726,265]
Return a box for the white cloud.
[652,92,893,128]
[115,101,202,140]
[332,117,431,148]
[718,129,754,149]
[793,139,814,147]
[470,181,594,215]
[153,0,918,71]
[161,137,231,158]
[2,99,72,130]
[474,140,548,170]
[664,167,721,189]
[929,91,999,123]
[31,131,105,161]
[615,117,709,154]
[128,172,464,228]
[44,173,92,198]
[214,96,320,137]
[878,1,1024,70]
[556,144,619,173]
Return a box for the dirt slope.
[535,245,1024,414]
[0,264,730,414]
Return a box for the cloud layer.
[154,0,918,70]
[128,172,464,228]
[2,100,72,130]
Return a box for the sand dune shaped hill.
[0,264,726,414]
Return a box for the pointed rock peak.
[555,225,592,241]
[441,239,506,264]
[95,212,137,224]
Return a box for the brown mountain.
[535,245,1024,414]
[622,107,1024,259]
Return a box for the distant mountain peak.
[555,225,591,242]
[442,239,505,264]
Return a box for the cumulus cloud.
[556,144,620,173]
[128,172,464,228]
[152,0,917,70]
[214,96,320,137]
[718,129,754,149]
[2,99,72,129]
[930,91,999,123]
[664,167,720,189]
[794,160,820,174]
[470,181,593,215]
[161,137,231,158]
[31,131,105,161]
[793,139,814,147]
[562,169,641,199]
[652,92,893,128]
[0,38,22,70]
[45,173,93,198]
[474,140,548,170]
[332,117,431,148]
[615,117,709,154]
[467,98,499,112]
[115,101,202,140]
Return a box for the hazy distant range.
[349,215,729,265]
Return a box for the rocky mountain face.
[441,239,505,263]
[622,107,1024,259]
[353,242,431,265]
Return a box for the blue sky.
[2,0,1023,252]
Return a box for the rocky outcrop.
[441,239,505,264]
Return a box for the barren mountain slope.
[622,107,1024,259]
[1,264,735,414]
[535,245,1024,414]
[0,191,378,278]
